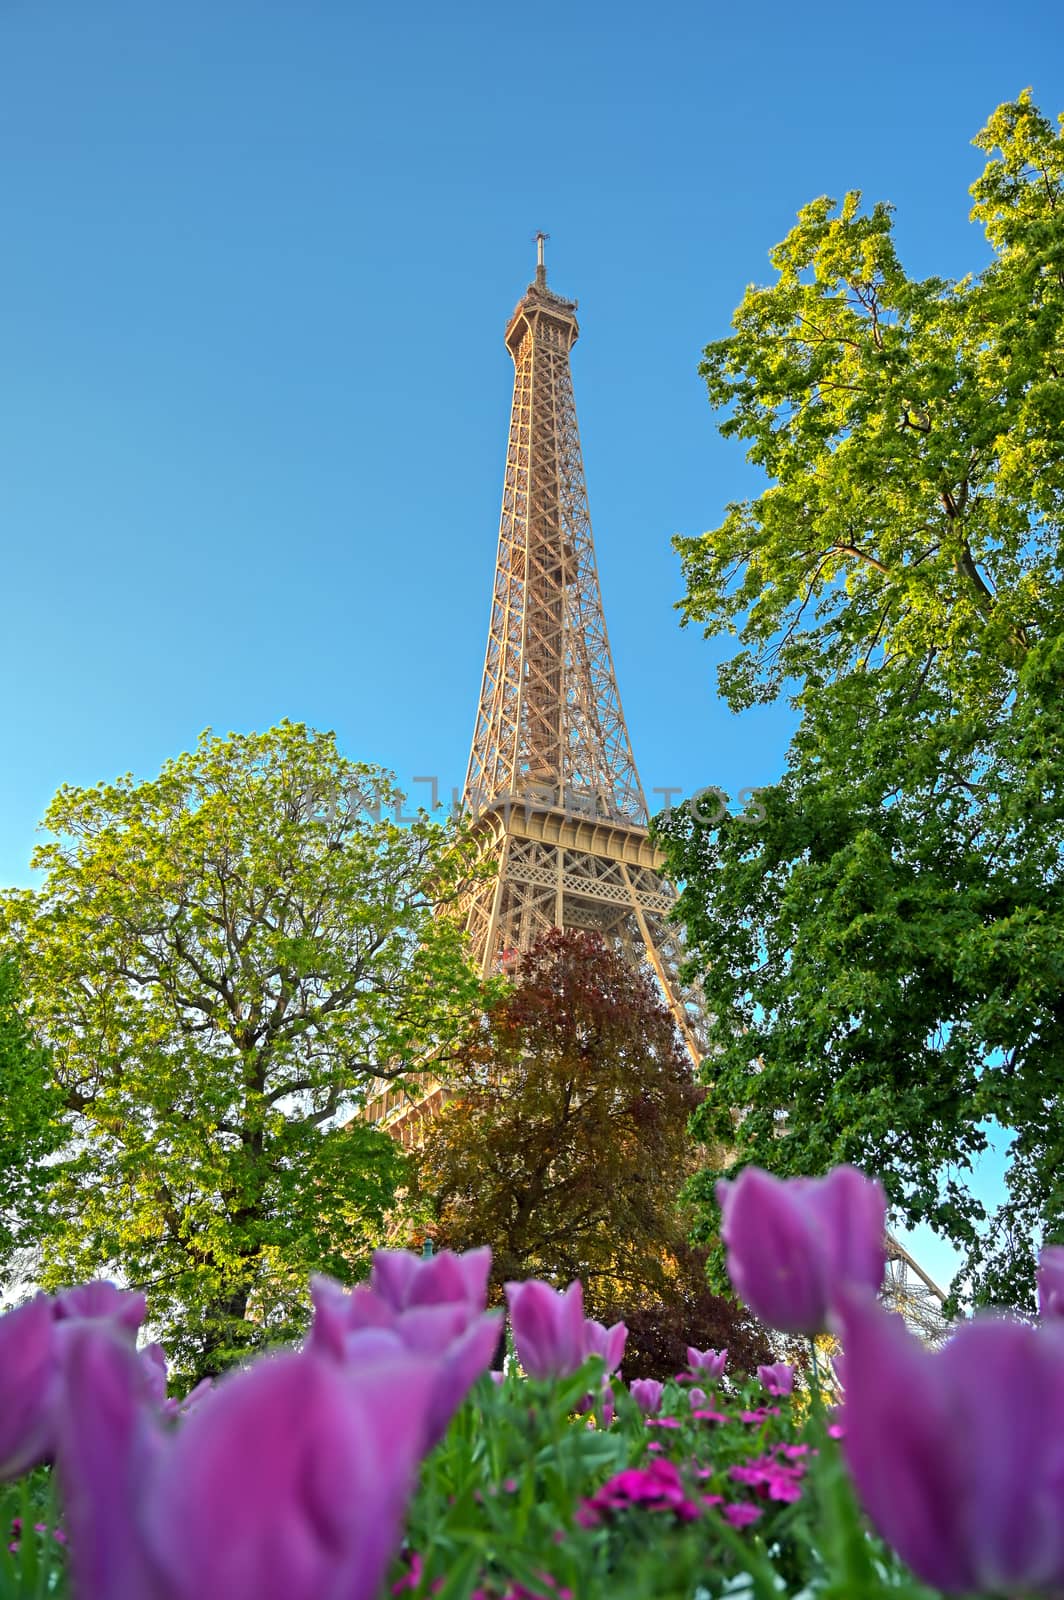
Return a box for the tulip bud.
[836,1286,1064,1595]
[757,1362,794,1397]
[583,1317,627,1375]
[686,1346,727,1382]
[504,1279,586,1380]
[717,1165,886,1336]
[630,1378,664,1416]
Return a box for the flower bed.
[2,1164,1064,1598]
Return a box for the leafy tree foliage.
[0,956,65,1282]
[656,94,1064,1310]
[0,722,484,1375]
[597,1242,773,1384]
[419,930,701,1319]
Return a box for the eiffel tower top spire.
[464,255,648,831]
[534,230,548,289]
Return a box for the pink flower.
[686,1346,727,1382]
[504,1280,586,1380]
[688,1386,706,1407]
[1038,1246,1064,1320]
[717,1165,886,1336]
[630,1378,664,1416]
[757,1362,794,1397]
[722,1502,763,1528]
[576,1459,701,1526]
[729,1450,807,1503]
[836,1286,1064,1594]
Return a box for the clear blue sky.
[2,2,1060,1286]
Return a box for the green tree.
[656,94,1064,1310]
[418,929,702,1318]
[0,722,484,1375]
[0,955,65,1283]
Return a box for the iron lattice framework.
[457,241,703,1060]
[375,242,949,1342]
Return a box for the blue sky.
[2,2,1061,1286]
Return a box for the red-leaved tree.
[418,930,706,1318]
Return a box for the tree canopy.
[418,929,702,1318]
[0,721,484,1375]
[655,94,1064,1310]
[0,955,65,1282]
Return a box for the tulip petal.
[0,1295,57,1481]
[835,1288,975,1592]
[55,1323,164,1600]
[718,1168,826,1334]
[810,1165,887,1299]
[944,1316,1064,1591]
[426,1312,503,1446]
[1038,1245,1064,1320]
[505,1280,585,1379]
[145,1349,436,1600]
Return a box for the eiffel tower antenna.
[534,230,549,288]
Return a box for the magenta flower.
[1038,1246,1064,1320]
[576,1459,701,1526]
[583,1317,627,1374]
[630,1378,664,1416]
[730,1450,806,1503]
[504,1279,586,1380]
[757,1362,794,1397]
[686,1346,727,1382]
[57,1320,441,1600]
[716,1164,886,1335]
[0,1296,58,1481]
[836,1286,1064,1594]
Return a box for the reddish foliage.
[599,1245,774,1383]
[420,930,702,1308]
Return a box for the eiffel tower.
[457,235,702,1060]
[375,240,949,1343]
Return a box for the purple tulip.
[370,1245,491,1313]
[583,1317,627,1374]
[688,1386,707,1407]
[630,1378,665,1416]
[686,1346,727,1382]
[57,1320,441,1600]
[504,1279,586,1380]
[54,1281,146,1339]
[0,1295,59,1481]
[308,1276,500,1448]
[716,1165,886,1335]
[758,1362,794,1397]
[1038,1246,1064,1320]
[836,1287,1064,1594]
